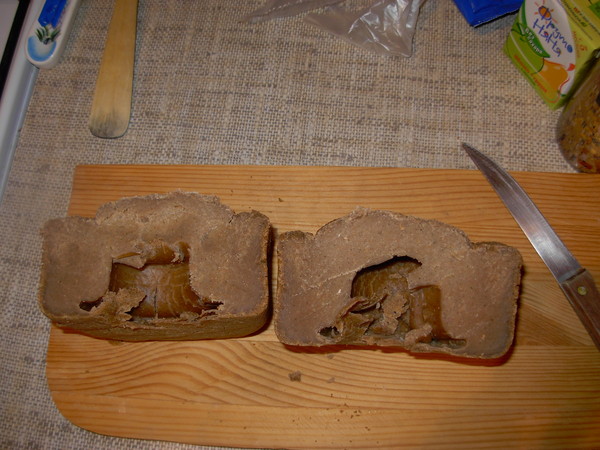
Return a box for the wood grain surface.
[88,0,138,138]
[47,165,600,448]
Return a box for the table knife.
[462,143,600,349]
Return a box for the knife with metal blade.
[462,143,600,350]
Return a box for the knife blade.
[462,143,600,349]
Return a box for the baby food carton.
[504,0,600,109]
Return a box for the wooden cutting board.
[46,165,600,448]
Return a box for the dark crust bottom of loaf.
[52,308,271,341]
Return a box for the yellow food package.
[504,0,600,109]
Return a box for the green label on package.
[504,0,600,109]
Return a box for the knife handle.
[560,269,600,350]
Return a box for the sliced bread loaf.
[274,208,522,358]
[39,191,271,341]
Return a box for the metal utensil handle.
[560,269,600,350]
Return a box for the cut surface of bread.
[39,192,271,341]
[274,208,522,358]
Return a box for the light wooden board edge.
[51,388,600,449]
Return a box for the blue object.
[27,36,57,63]
[453,0,523,26]
[38,0,67,28]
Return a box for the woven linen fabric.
[0,0,573,448]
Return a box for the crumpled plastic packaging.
[306,0,426,57]
[243,0,427,57]
[452,0,522,27]
[241,0,344,23]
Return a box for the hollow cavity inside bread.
[274,208,522,358]
[39,192,271,341]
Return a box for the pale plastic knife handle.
[25,0,81,69]
[560,269,600,349]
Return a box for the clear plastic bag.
[243,0,427,57]
[241,0,344,23]
[305,0,426,57]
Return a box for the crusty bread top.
[274,207,522,358]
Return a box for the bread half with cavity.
[274,208,522,358]
[39,192,271,341]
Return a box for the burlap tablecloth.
[0,0,575,448]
